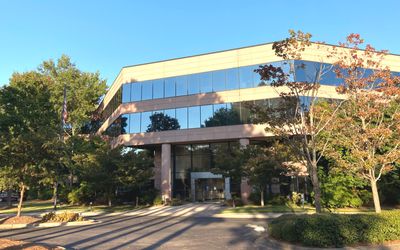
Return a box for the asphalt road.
[0,205,270,250]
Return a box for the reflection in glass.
[141,81,153,100]
[122,83,131,103]
[226,68,239,90]
[188,74,200,95]
[153,79,164,99]
[164,108,176,119]
[176,76,188,96]
[199,72,213,93]
[188,106,200,128]
[131,83,142,102]
[239,65,255,89]
[200,105,213,127]
[140,111,152,132]
[165,77,176,98]
[212,70,226,92]
[176,107,188,129]
[130,113,141,133]
[121,114,129,134]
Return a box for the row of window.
[104,99,282,136]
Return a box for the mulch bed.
[0,238,63,250]
[0,216,40,225]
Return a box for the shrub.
[269,211,400,247]
[168,198,184,206]
[268,195,287,205]
[224,197,243,207]
[41,212,84,223]
[153,195,163,206]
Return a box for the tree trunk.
[370,178,382,213]
[53,181,58,211]
[310,165,322,213]
[7,190,12,207]
[16,185,26,217]
[260,189,264,207]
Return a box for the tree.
[324,34,400,213]
[0,72,59,217]
[146,113,180,132]
[250,30,345,213]
[39,55,107,136]
[204,107,241,127]
[241,143,285,206]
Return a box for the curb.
[0,219,100,230]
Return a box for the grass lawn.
[222,203,315,214]
[0,200,147,215]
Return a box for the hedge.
[269,211,400,247]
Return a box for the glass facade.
[104,98,283,136]
[173,142,239,199]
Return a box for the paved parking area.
[0,203,269,250]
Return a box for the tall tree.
[250,30,345,212]
[39,55,107,136]
[146,113,180,132]
[0,72,58,217]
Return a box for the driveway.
[0,203,269,249]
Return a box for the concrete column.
[224,177,231,200]
[239,138,251,204]
[161,144,172,202]
[153,147,161,191]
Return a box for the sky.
[1,0,399,87]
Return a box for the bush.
[268,195,288,205]
[168,198,184,206]
[153,195,163,206]
[269,211,400,247]
[41,212,84,223]
[224,197,244,207]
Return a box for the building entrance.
[190,172,231,202]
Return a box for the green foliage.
[319,168,370,208]
[269,211,400,247]
[41,212,83,222]
[204,107,241,127]
[268,195,288,205]
[153,195,163,206]
[291,192,301,205]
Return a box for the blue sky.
[1,0,399,87]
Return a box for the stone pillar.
[161,144,172,202]
[239,138,251,204]
[224,177,231,200]
[153,147,161,191]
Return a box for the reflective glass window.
[188,106,200,128]
[176,76,188,96]
[239,65,255,88]
[200,105,213,127]
[213,103,227,113]
[252,65,264,87]
[176,107,188,129]
[164,108,176,119]
[121,114,129,134]
[295,61,318,83]
[226,68,239,90]
[212,70,226,92]
[153,79,164,99]
[165,77,176,98]
[131,83,141,102]
[175,155,191,180]
[199,72,213,93]
[141,81,153,100]
[122,83,131,103]
[130,113,141,133]
[141,111,152,132]
[188,74,200,95]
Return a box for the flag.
[61,85,68,127]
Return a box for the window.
[129,113,141,133]
[176,76,188,96]
[141,81,153,100]
[121,114,129,133]
[188,74,200,95]
[188,106,200,128]
[199,72,213,93]
[226,68,239,90]
[239,65,255,89]
[122,83,131,103]
[153,79,164,99]
[131,83,142,102]
[165,77,176,98]
[164,108,176,119]
[200,105,213,127]
[141,111,152,132]
[176,107,188,129]
[212,70,226,92]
